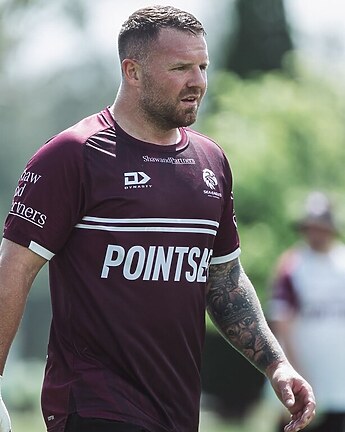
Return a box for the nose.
[187,66,207,89]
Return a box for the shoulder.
[185,127,225,154]
[47,110,110,151]
[32,109,112,164]
[184,127,231,175]
[275,247,302,277]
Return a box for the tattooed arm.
[207,258,316,432]
[207,257,284,372]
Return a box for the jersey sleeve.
[210,155,241,265]
[3,132,86,260]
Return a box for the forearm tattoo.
[206,259,283,373]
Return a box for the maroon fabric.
[4,108,240,432]
[271,249,301,313]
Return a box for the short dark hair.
[118,5,205,62]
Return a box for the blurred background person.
[268,191,345,432]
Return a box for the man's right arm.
[0,238,46,374]
[0,237,46,431]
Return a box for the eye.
[173,65,187,71]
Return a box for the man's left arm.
[206,258,315,432]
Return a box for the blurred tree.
[203,62,345,301]
[224,0,293,76]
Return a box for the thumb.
[282,383,295,409]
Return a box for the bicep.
[0,238,47,295]
[207,257,241,299]
[0,238,47,373]
[206,257,247,323]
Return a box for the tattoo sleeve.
[206,258,285,374]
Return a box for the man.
[0,5,315,432]
[269,191,345,432]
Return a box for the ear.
[121,59,141,87]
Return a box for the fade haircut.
[118,5,206,63]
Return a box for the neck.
[111,93,181,146]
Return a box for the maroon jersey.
[3,108,240,432]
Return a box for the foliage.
[224,0,293,76]
[201,61,345,302]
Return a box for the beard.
[138,77,203,130]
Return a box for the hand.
[266,361,316,432]
[0,377,11,432]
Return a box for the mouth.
[181,95,199,106]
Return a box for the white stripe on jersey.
[29,241,55,260]
[85,143,116,157]
[81,216,219,228]
[210,248,241,265]
[75,217,219,236]
[75,224,217,236]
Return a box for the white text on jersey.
[101,245,213,282]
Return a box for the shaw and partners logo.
[124,172,152,189]
[142,155,195,165]
[9,169,47,228]
[101,244,213,283]
[202,168,221,199]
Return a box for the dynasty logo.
[124,172,152,189]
